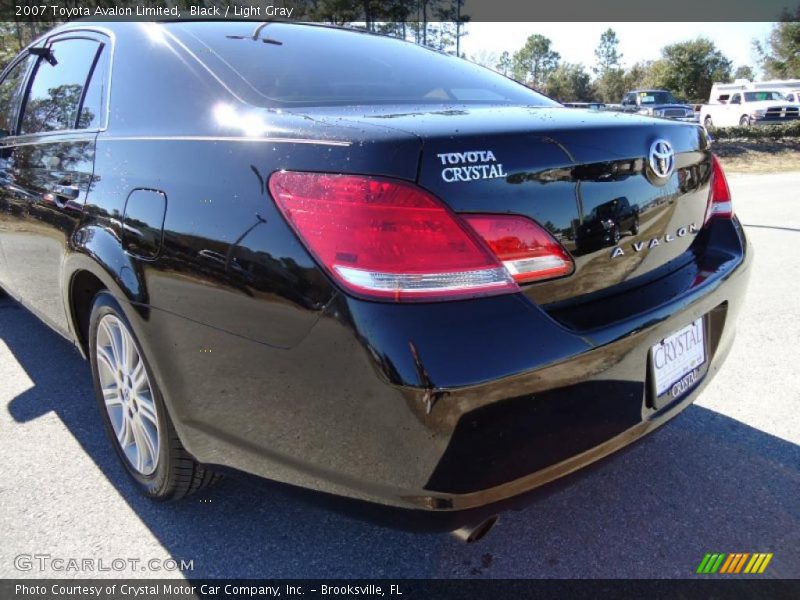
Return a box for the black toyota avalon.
[0,21,750,530]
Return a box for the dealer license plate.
[651,318,706,399]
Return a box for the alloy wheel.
[95,314,160,475]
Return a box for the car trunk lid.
[298,105,713,305]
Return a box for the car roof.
[50,19,415,47]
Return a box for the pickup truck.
[619,89,697,122]
[700,90,800,128]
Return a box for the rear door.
[0,31,109,333]
[0,53,36,290]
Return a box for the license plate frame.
[647,317,709,409]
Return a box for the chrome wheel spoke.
[122,329,135,372]
[136,416,158,469]
[137,392,158,427]
[96,344,116,375]
[130,419,148,472]
[102,319,121,368]
[98,318,114,353]
[103,385,122,408]
[131,359,147,392]
[113,328,125,370]
[117,412,133,447]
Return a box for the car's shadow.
[2,295,799,578]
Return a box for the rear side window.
[744,91,786,102]
[20,38,101,134]
[0,56,34,136]
[175,22,557,108]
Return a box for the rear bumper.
[149,220,751,512]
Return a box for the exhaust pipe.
[451,515,498,543]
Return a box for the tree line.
[474,12,799,104]
[487,30,734,104]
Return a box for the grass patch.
[713,138,800,173]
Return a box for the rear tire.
[739,115,751,127]
[88,292,219,500]
[704,115,713,129]
[631,219,640,235]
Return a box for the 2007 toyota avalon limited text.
[0,21,751,536]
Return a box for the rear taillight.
[705,155,734,224]
[461,215,574,283]
[268,171,518,302]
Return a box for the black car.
[0,22,750,534]
[574,196,639,251]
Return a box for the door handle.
[51,184,80,200]
[43,184,80,209]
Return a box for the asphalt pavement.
[1,171,798,579]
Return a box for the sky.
[461,22,776,75]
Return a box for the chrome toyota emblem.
[649,139,675,179]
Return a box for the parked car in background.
[620,90,697,122]
[700,90,800,128]
[0,21,751,537]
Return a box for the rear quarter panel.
[65,20,424,345]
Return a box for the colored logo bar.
[696,552,773,574]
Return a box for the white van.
[709,79,800,104]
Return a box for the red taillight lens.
[705,154,734,224]
[462,214,574,283]
[268,171,518,301]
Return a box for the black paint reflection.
[574,196,639,254]
[0,135,95,332]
